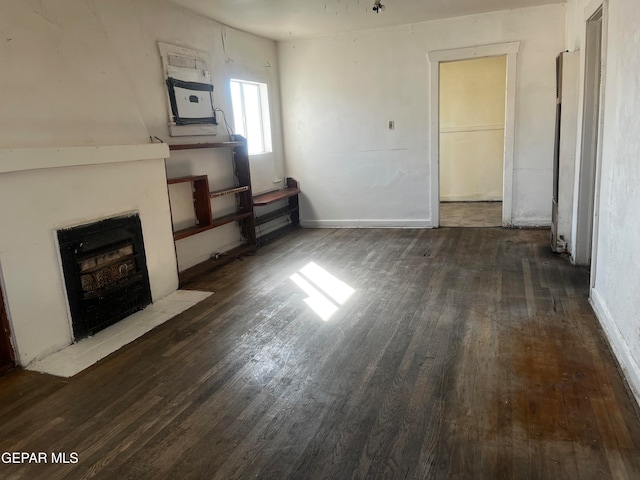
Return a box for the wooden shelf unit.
[168,141,244,151]
[166,137,257,264]
[167,175,214,241]
[253,180,301,206]
[253,177,300,245]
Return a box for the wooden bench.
[253,177,300,245]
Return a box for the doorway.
[0,280,16,373]
[438,56,506,227]
[427,42,520,228]
[574,5,605,272]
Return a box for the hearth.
[58,214,152,340]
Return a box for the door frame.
[427,42,520,227]
[572,0,607,279]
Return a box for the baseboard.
[300,218,548,229]
[300,219,433,228]
[590,288,640,407]
[440,196,503,202]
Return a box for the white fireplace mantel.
[0,143,169,175]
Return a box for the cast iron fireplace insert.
[58,214,152,340]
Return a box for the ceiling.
[169,0,565,41]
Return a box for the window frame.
[229,79,273,156]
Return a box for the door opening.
[438,56,506,227]
[574,6,604,271]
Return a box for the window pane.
[242,83,264,155]
[229,79,272,155]
[229,81,244,136]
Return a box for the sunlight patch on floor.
[290,262,355,321]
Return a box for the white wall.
[567,0,640,405]
[440,56,506,202]
[0,0,149,148]
[279,5,565,227]
[90,0,285,194]
[565,0,584,52]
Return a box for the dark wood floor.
[2,228,640,479]
[440,201,502,227]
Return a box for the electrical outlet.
[388,120,395,130]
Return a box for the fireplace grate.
[58,214,152,340]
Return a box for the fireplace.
[0,143,177,367]
[58,214,152,340]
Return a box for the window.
[230,79,273,155]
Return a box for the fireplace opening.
[58,214,152,340]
